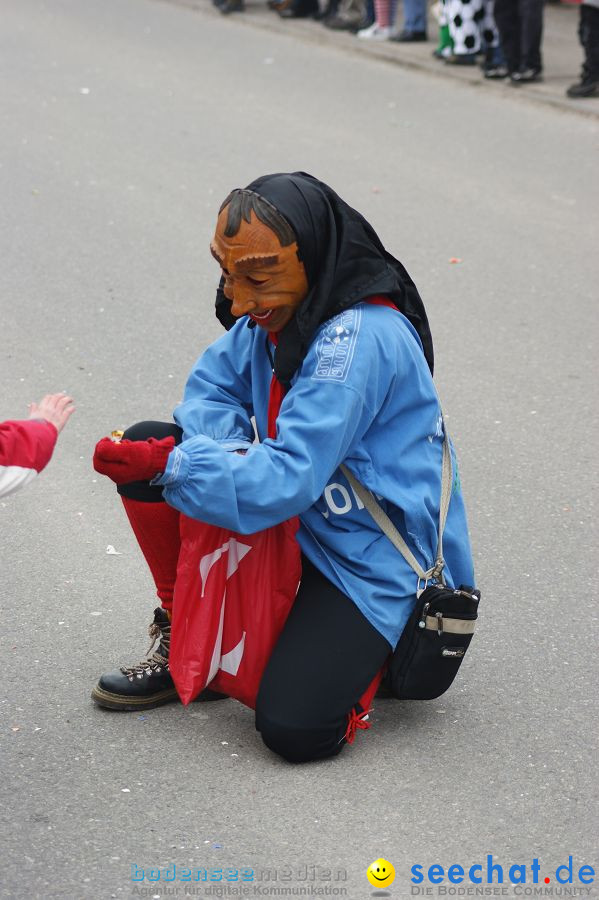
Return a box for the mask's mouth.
[250,309,273,322]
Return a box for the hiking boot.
[91,608,178,710]
[91,608,225,711]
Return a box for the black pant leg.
[494,0,521,73]
[255,557,391,763]
[581,4,599,82]
[116,420,183,502]
[520,0,544,71]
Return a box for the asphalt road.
[1,1,598,898]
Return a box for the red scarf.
[266,332,284,440]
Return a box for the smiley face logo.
[366,858,395,888]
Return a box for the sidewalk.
[164,0,599,118]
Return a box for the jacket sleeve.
[173,324,255,451]
[157,371,378,533]
[0,419,58,498]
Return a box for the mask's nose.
[230,282,257,317]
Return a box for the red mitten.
[93,436,175,485]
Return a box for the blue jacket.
[157,302,474,647]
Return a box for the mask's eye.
[247,276,268,286]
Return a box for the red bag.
[169,514,301,709]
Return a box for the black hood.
[215,171,434,388]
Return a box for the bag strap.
[340,424,452,587]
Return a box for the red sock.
[120,497,181,612]
[357,667,385,713]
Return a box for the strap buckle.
[417,558,446,597]
[430,557,446,584]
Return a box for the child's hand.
[29,393,76,433]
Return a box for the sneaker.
[566,78,599,98]
[91,608,225,711]
[357,22,392,40]
[510,67,542,84]
[484,64,509,79]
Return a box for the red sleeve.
[0,419,58,472]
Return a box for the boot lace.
[345,708,371,745]
[120,618,171,677]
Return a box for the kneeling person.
[92,173,475,763]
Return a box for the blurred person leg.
[494,0,520,75]
[364,0,375,25]
[313,0,340,20]
[324,0,366,30]
[518,0,543,75]
[392,0,427,40]
[481,0,507,77]
[432,0,454,58]
[445,0,483,63]
[567,2,599,96]
[357,0,395,38]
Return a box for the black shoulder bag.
[341,426,480,701]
